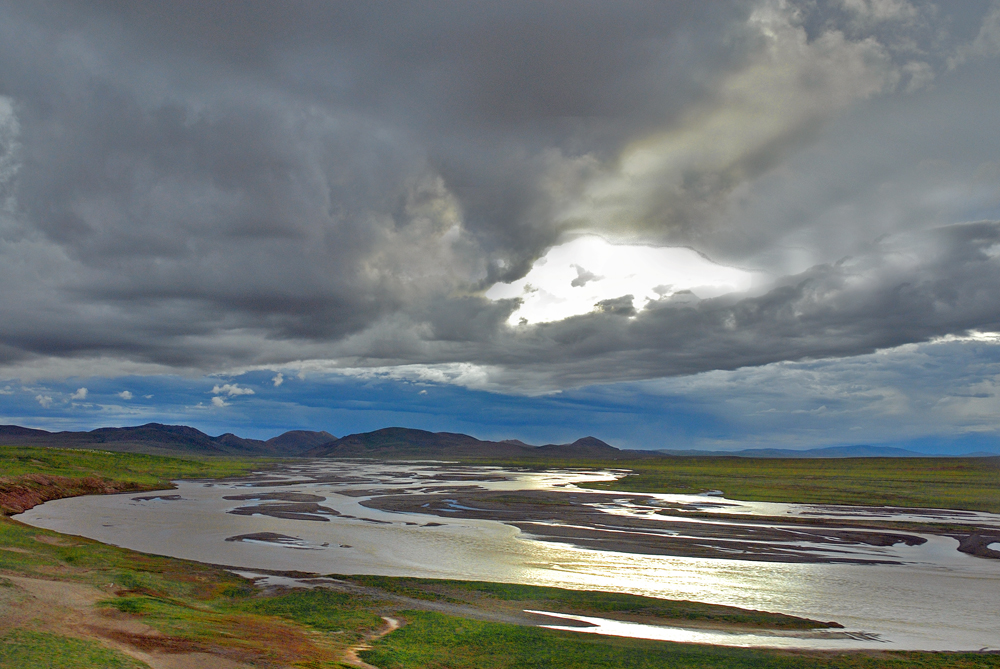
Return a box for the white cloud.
[0,385,12,395]
[211,383,255,397]
[486,236,760,325]
[271,372,284,387]
[329,362,502,392]
[70,387,87,400]
[118,390,133,400]
[35,394,52,408]
[211,396,229,408]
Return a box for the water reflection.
[526,610,888,649]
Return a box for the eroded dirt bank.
[0,474,157,515]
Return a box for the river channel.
[16,460,1000,652]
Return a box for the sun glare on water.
[485,236,760,325]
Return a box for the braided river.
[16,461,1000,652]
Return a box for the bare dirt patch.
[0,574,259,669]
[34,534,81,546]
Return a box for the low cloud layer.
[0,1,999,395]
[5,333,1000,452]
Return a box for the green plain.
[0,445,259,485]
[576,456,1000,512]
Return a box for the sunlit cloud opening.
[486,236,760,325]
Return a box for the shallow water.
[16,460,1000,651]
[526,610,888,649]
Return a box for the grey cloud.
[571,265,602,288]
[594,295,637,317]
[0,0,746,370]
[0,1,998,391]
[340,221,1000,390]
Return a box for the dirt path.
[0,574,256,669]
[341,616,402,669]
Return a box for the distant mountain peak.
[0,423,338,457]
[570,436,615,449]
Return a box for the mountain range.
[304,427,622,459]
[2,423,996,459]
[0,423,334,456]
[0,423,624,459]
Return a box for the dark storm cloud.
[0,0,744,367]
[0,1,999,389]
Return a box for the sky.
[2,0,1000,453]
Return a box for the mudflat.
[361,488,997,564]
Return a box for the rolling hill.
[0,423,334,456]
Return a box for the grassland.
[339,575,835,630]
[0,629,146,669]
[3,445,1000,667]
[573,455,1000,513]
[0,445,259,482]
[362,611,1000,669]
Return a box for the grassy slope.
[0,444,259,485]
[0,446,377,667]
[570,456,1000,513]
[0,629,146,669]
[3,446,1000,668]
[0,513,385,666]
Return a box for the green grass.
[227,588,384,640]
[0,629,146,669]
[363,610,1000,669]
[341,576,832,629]
[0,445,260,485]
[574,456,1000,512]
